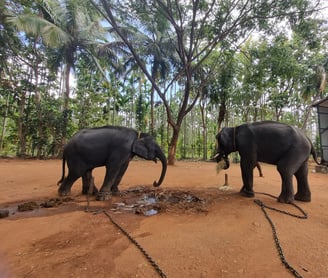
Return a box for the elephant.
[255,162,264,177]
[214,121,320,203]
[57,126,167,201]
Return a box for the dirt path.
[0,159,327,278]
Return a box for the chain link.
[254,192,308,278]
[254,192,307,219]
[102,210,168,278]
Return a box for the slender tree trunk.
[150,61,159,135]
[150,86,155,135]
[301,106,311,131]
[17,91,27,157]
[34,65,44,158]
[200,104,207,160]
[168,126,179,165]
[167,77,195,164]
[61,63,71,148]
[183,117,187,158]
[217,102,226,131]
[0,93,10,151]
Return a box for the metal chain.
[86,190,306,278]
[255,192,308,219]
[102,210,168,278]
[85,175,167,278]
[254,192,308,278]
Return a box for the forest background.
[1,0,328,165]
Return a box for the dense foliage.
[0,0,327,162]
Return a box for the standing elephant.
[57,126,167,201]
[214,121,320,203]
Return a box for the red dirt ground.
[0,159,327,278]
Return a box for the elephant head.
[132,136,167,186]
[213,127,236,169]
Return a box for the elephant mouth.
[213,152,230,169]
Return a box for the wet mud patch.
[1,197,78,219]
[110,186,227,216]
[1,186,230,219]
[17,197,74,211]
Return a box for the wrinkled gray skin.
[57,126,167,201]
[214,121,320,203]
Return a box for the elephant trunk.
[153,147,167,187]
[213,152,230,169]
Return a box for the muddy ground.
[0,159,327,278]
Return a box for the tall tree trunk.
[61,63,71,148]
[166,77,196,164]
[150,61,159,135]
[0,92,10,151]
[168,125,179,165]
[150,85,155,135]
[17,91,27,157]
[34,65,44,158]
[217,102,226,131]
[200,104,207,160]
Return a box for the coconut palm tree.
[7,0,106,146]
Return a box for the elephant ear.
[132,138,149,159]
[219,128,229,146]
[219,128,235,154]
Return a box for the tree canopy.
[1,0,327,162]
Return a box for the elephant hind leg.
[277,164,295,203]
[82,170,98,195]
[294,162,311,202]
[58,172,79,196]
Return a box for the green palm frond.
[7,13,45,35]
[7,12,71,48]
[42,0,64,27]
[42,24,71,47]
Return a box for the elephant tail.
[310,142,321,165]
[57,155,66,186]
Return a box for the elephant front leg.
[239,160,255,198]
[96,164,122,201]
[110,161,130,196]
[82,170,98,195]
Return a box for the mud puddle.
[111,186,209,215]
[0,197,82,219]
[0,186,217,219]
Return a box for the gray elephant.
[214,121,320,203]
[57,126,167,200]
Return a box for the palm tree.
[8,0,106,146]
[139,9,177,135]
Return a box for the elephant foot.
[82,185,99,195]
[294,192,311,202]
[277,194,294,204]
[239,187,255,198]
[58,188,71,196]
[96,191,112,201]
[111,190,121,196]
[111,187,121,196]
